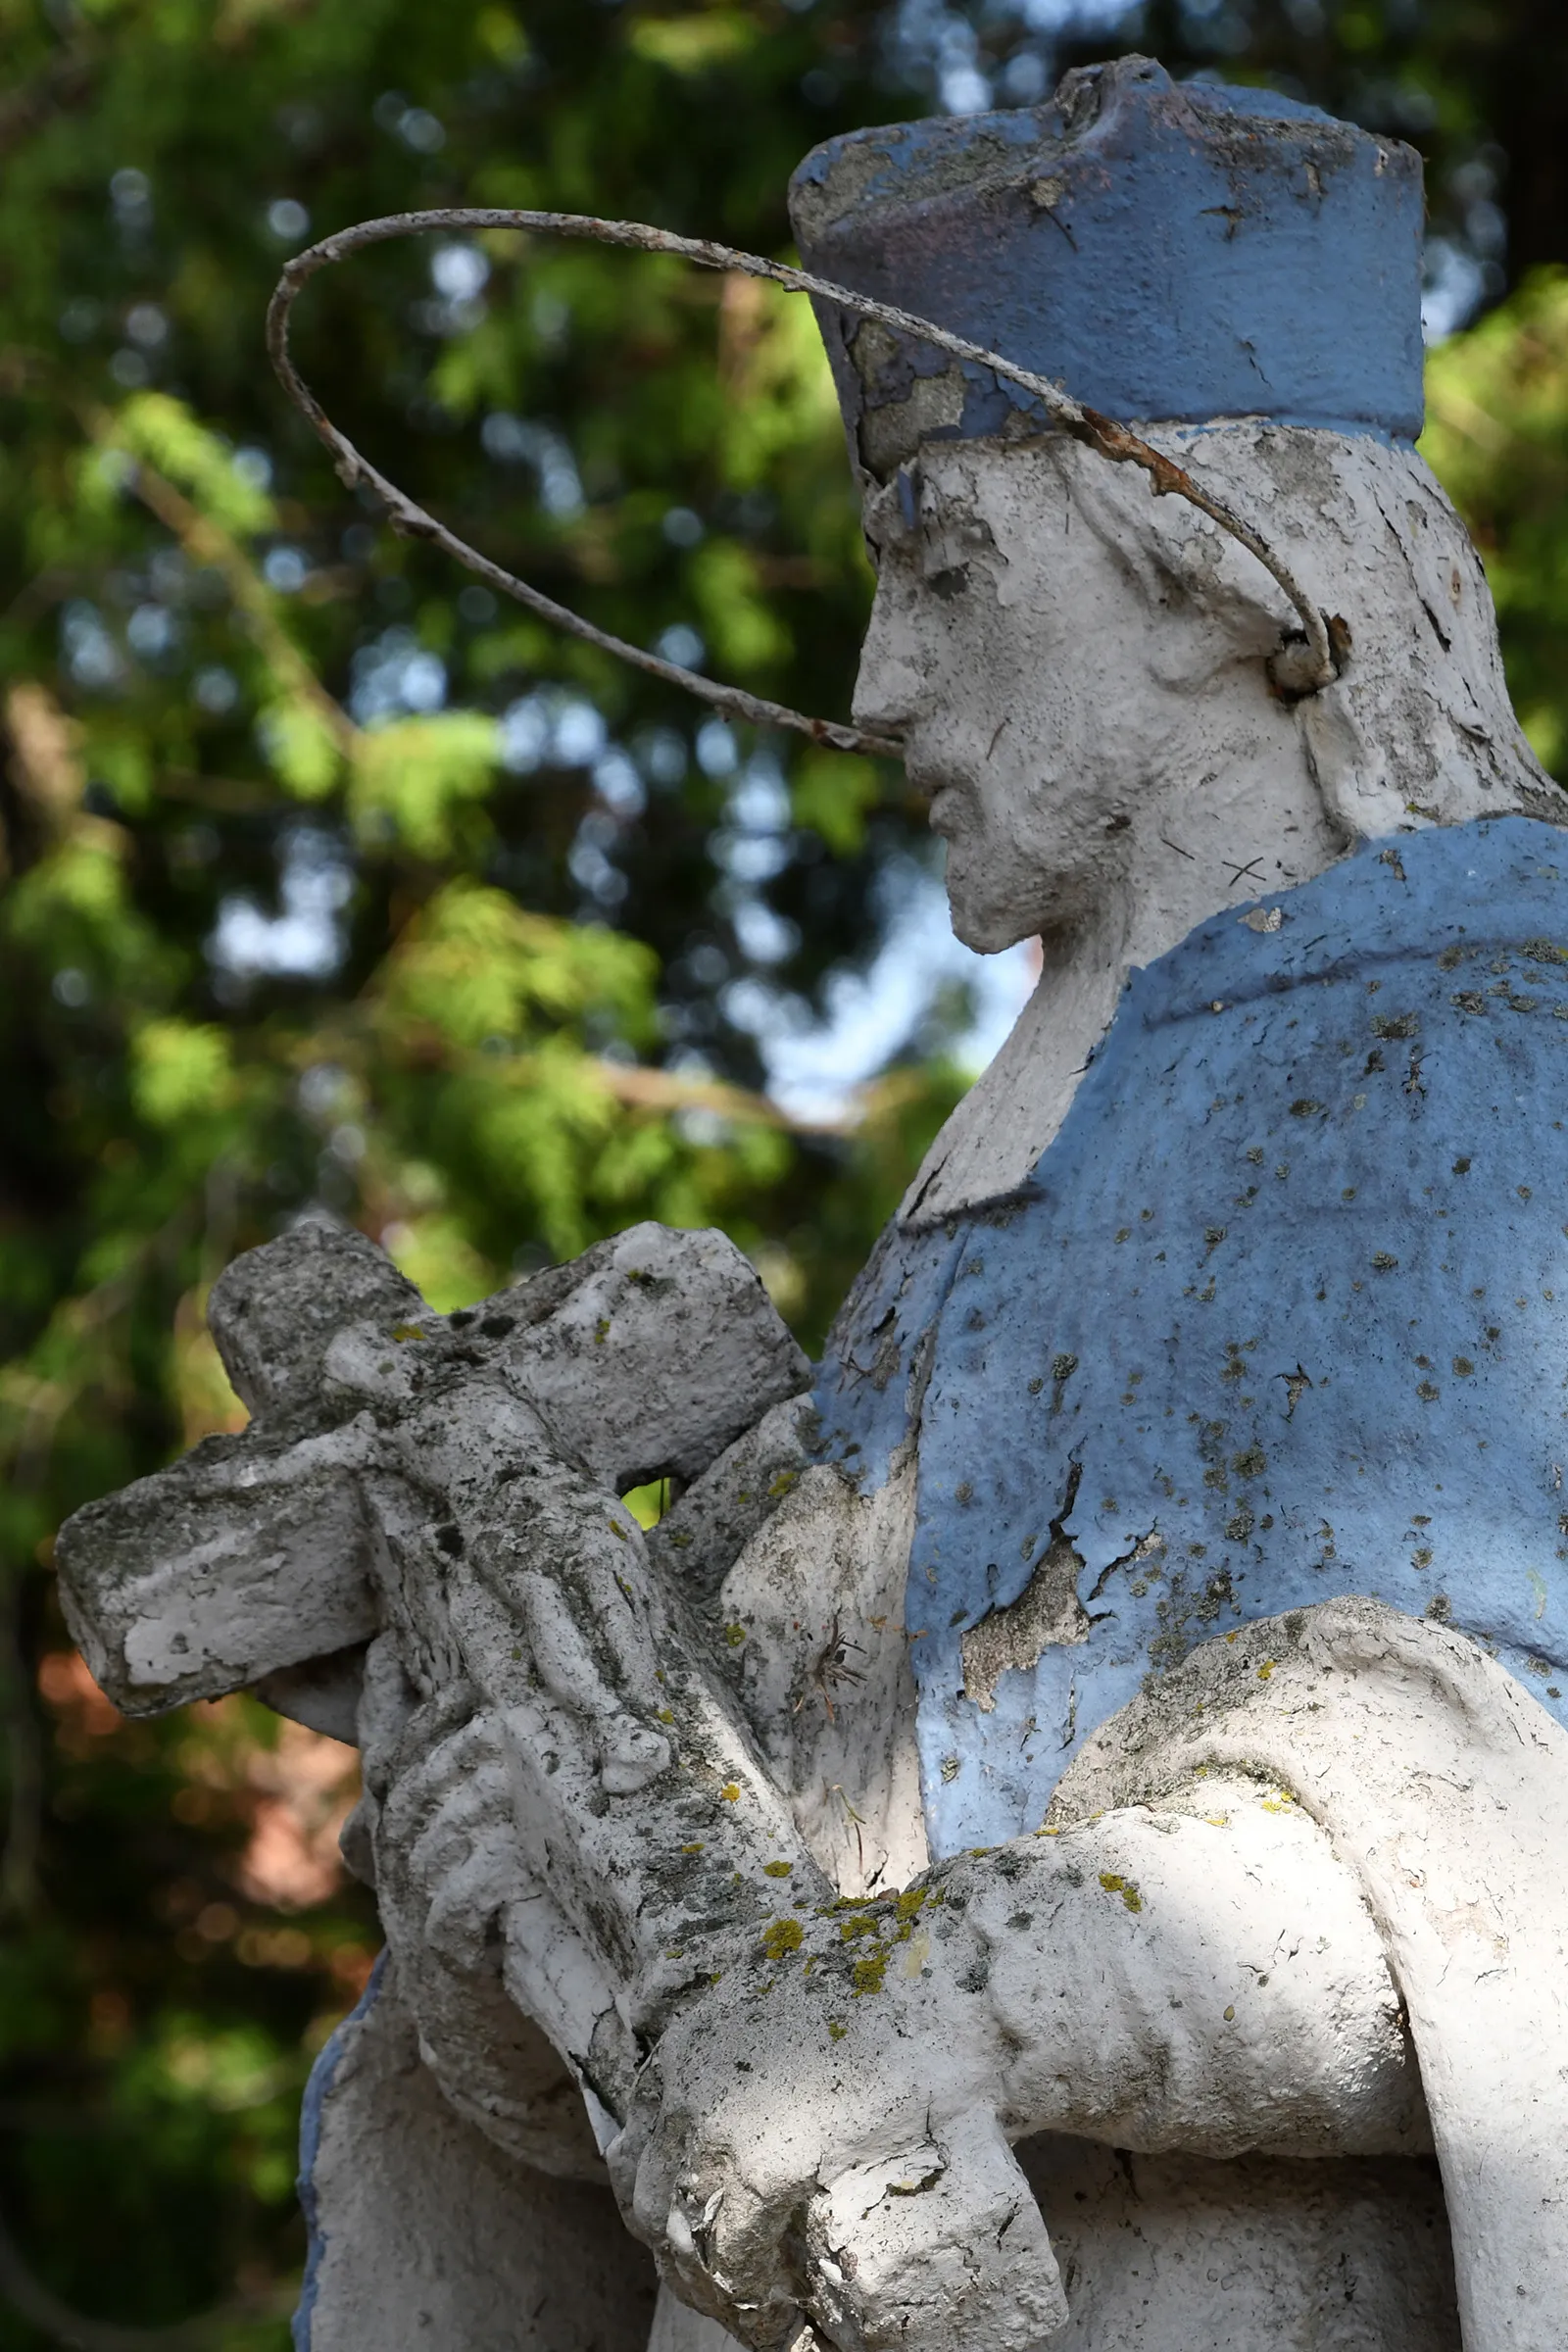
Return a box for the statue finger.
[375,1702,496,1856]
[421,1829,519,1962]
[478,1481,668,1710]
[403,1760,513,1897]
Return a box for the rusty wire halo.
[267,208,1340,760]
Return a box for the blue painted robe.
[812,815,1568,1857]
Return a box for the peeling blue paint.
[789,57,1425,453]
[293,1948,386,2351]
[813,818,1568,1857]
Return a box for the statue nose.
[851,621,924,740]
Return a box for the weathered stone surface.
[1053,1599,1568,2346]
[850,423,1557,1229]
[647,2296,740,2352]
[297,1957,654,2352]
[252,1643,367,1743]
[653,2132,1466,2352]
[713,1449,927,1896]
[56,1423,380,1715]
[492,1221,811,1487]
[650,1395,818,1612]
[805,2111,1067,2352]
[1017,2134,1461,2349]
[210,1215,423,1422]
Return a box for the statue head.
[792,60,1556,955]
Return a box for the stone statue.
[55,56,1568,2352]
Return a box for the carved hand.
[605,1769,1423,2352]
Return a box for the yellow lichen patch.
[1223,2003,1237,2021]
[608,1519,628,1542]
[852,1949,888,1997]
[680,1842,705,1855]
[767,1470,798,1498]
[895,1886,929,1922]
[762,1860,793,1879]
[761,1917,804,1961]
[658,1708,675,1724]
[1099,1872,1144,1915]
[828,2021,847,2041]
[722,1622,748,1648]
[391,1322,426,1343]
[1256,1658,1276,1681]
[720,1783,741,1802]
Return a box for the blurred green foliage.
[1,0,1566,2341]
[1423,270,1568,775]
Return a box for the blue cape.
[813,816,1568,1855]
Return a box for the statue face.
[852,428,1549,958]
[851,441,1154,954]
[851,438,1297,955]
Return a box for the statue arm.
[609,1755,1421,2349]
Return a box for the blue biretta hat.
[788,56,1425,478]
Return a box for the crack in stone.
[961,1464,1094,1711]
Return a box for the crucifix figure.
[59,55,1568,2352]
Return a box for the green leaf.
[259,698,343,799]
[627,10,758,74]
[791,746,884,856]
[375,878,658,1050]
[349,712,502,858]
[130,1019,234,1128]
[107,393,278,536]
[1422,270,1568,784]
[691,538,791,675]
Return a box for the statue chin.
[943,873,1033,960]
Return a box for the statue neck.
[900,733,1344,1225]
